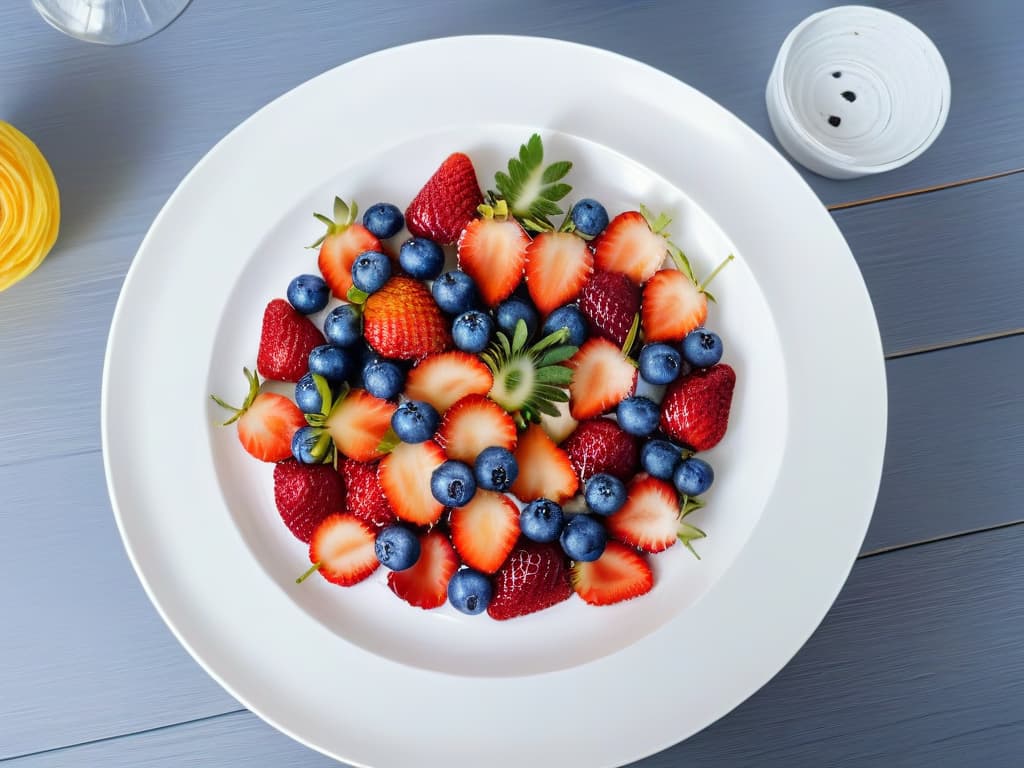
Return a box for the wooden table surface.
[2,1,1022,765]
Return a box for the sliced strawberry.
[457,216,530,306]
[607,475,680,553]
[563,418,639,482]
[488,540,572,620]
[273,461,347,542]
[579,269,641,347]
[363,276,451,360]
[404,351,494,413]
[256,299,326,382]
[524,231,594,315]
[436,394,517,463]
[311,197,385,297]
[340,458,396,529]
[538,398,578,445]
[388,530,460,609]
[212,368,306,462]
[660,363,736,451]
[641,268,706,342]
[325,388,397,463]
[450,491,520,574]
[567,337,638,420]
[300,513,379,587]
[378,440,446,525]
[571,540,654,606]
[592,210,668,284]
[510,424,578,503]
[405,152,483,245]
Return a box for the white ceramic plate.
[102,36,886,768]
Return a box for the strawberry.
[592,210,668,284]
[660,363,736,451]
[297,513,379,587]
[567,337,638,420]
[363,276,451,360]
[487,540,572,620]
[378,440,446,525]
[571,540,653,606]
[578,269,640,347]
[510,423,578,503]
[404,351,494,413]
[212,368,306,462]
[563,418,639,482]
[311,197,385,298]
[457,209,530,307]
[325,388,397,462]
[388,530,460,609]
[273,461,347,542]
[256,299,326,382]
[340,458,396,529]
[606,475,680,553]
[435,394,517,463]
[405,152,484,245]
[450,491,520,574]
[641,269,705,342]
[524,231,593,315]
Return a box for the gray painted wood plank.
[6,525,1022,767]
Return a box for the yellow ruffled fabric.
[0,121,60,292]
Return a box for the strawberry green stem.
[698,254,734,293]
[210,368,260,426]
[295,562,322,584]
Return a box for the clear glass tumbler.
[32,0,192,45]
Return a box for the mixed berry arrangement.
[211,135,736,620]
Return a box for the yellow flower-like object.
[0,121,60,292]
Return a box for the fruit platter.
[211,134,738,620]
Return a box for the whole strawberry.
[563,418,639,482]
[405,152,483,245]
[340,458,396,529]
[578,269,640,347]
[363,276,451,359]
[660,364,736,451]
[273,461,346,542]
[257,298,326,382]
[487,540,572,620]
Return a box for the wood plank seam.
[858,519,1024,559]
[827,167,1024,212]
[883,329,1024,361]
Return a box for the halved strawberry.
[567,337,638,420]
[563,418,639,482]
[325,388,397,463]
[363,276,451,360]
[388,530,460,609]
[405,152,483,245]
[510,424,578,503]
[212,368,306,462]
[660,363,736,451]
[436,394,517,463]
[457,211,530,306]
[298,513,379,587]
[641,269,705,342]
[311,197,385,297]
[606,475,680,553]
[450,491,520,574]
[256,299,326,382]
[404,351,494,413]
[488,540,572,620]
[571,540,653,606]
[592,210,668,284]
[378,440,446,525]
[340,458,396,529]
[273,461,347,542]
[524,231,594,315]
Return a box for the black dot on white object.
[842,90,857,102]
[828,115,842,127]
[832,71,842,78]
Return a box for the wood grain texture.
[6,525,1022,767]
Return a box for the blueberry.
[673,457,714,496]
[290,425,323,464]
[308,344,354,383]
[362,202,404,240]
[560,514,607,562]
[640,439,683,481]
[474,446,518,492]
[375,525,421,571]
[362,358,404,400]
[447,568,493,615]
[638,342,683,385]
[571,198,610,237]
[495,297,539,338]
[616,396,661,437]
[323,304,362,347]
[294,372,325,414]
[452,310,494,353]
[286,274,330,315]
[432,270,480,315]
[399,237,445,280]
[681,329,723,368]
[520,498,565,543]
[351,250,391,294]
[541,304,588,347]
[430,460,477,506]
[391,400,439,444]
[584,473,627,516]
